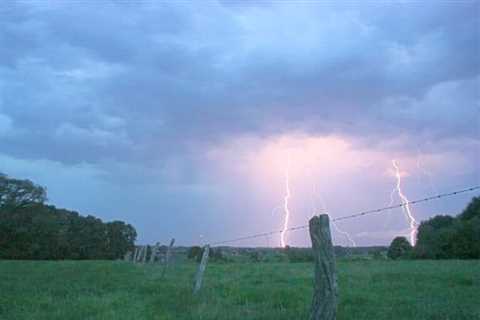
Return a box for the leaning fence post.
[193,245,210,294]
[161,238,175,277]
[309,214,338,320]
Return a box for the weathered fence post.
[193,245,210,294]
[133,246,140,263]
[165,238,175,265]
[142,245,148,264]
[161,238,175,277]
[124,250,133,261]
[138,246,145,263]
[309,214,337,320]
[136,245,146,264]
[150,242,160,263]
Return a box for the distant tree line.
[0,173,136,260]
[388,197,480,260]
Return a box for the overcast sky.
[1,1,479,247]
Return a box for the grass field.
[1,259,479,319]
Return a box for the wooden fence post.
[150,242,160,263]
[137,246,144,263]
[124,250,133,261]
[133,246,139,263]
[309,214,338,320]
[161,238,175,277]
[142,245,148,264]
[193,245,210,294]
[136,246,145,264]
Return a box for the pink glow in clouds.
[204,133,477,246]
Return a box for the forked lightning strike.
[392,160,418,245]
[331,219,357,247]
[280,154,292,248]
[312,185,356,247]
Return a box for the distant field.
[1,260,479,319]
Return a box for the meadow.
[1,259,479,320]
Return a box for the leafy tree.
[414,197,480,259]
[414,215,456,259]
[0,173,47,210]
[105,221,137,259]
[387,236,412,260]
[458,196,480,221]
[0,173,136,260]
[450,217,480,259]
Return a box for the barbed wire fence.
[124,185,479,301]
[208,185,480,246]
[126,186,479,261]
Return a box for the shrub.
[187,246,202,261]
[387,236,412,260]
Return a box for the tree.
[0,173,137,260]
[414,198,480,259]
[414,215,456,259]
[387,236,412,260]
[459,196,480,221]
[105,221,137,259]
[0,173,47,210]
[450,217,480,259]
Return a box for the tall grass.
[1,259,478,319]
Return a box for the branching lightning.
[382,187,397,229]
[280,154,292,248]
[311,183,356,247]
[388,188,396,207]
[392,159,418,245]
[331,219,357,247]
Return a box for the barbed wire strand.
[209,185,480,246]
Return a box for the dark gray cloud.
[2,2,478,164]
[0,1,478,245]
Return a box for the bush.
[387,237,412,260]
[187,246,202,261]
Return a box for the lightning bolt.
[280,154,292,248]
[382,186,397,228]
[331,220,357,247]
[392,159,418,245]
[265,204,283,247]
[388,188,396,207]
[311,184,356,247]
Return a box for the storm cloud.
[1,1,478,246]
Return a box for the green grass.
[1,260,479,319]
